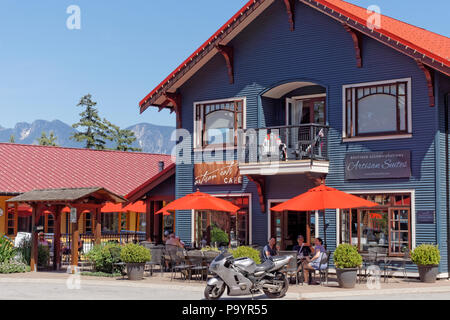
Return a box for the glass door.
[286,97,326,126]
[389,208,411,255]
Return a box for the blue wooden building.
[139,0,450,276]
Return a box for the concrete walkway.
[1,271,450,300]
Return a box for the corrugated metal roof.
[0,143,173,195]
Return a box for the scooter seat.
[255,259,274,272]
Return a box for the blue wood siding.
[169,0,449,272]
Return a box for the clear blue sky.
[0,0,448,129]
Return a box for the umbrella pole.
[322,210,327,248]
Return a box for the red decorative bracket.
[164,92,182,128]
[246,175,266,212]
[283,0,295,31]
[216,45,234,84]
[343,24,362,68]
[416,60,435,107]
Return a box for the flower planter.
[126,263,145,281]
[336,268,358,288]
[417,265,438,283]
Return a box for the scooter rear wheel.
[204,284,225,300]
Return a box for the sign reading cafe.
[194,161,242,186]
[345,151,411,180]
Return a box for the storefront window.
[101,212,120,233]
[7,204,16,236]
[340,193,411,256]
[194,196,249,247]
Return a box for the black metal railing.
[238,124,329,165]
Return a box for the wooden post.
[95,207,102,245]
[30,204,38,272]
[53,207,62,271]
[145,200,153,242]
[71,211,80,273]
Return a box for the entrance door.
[270,202,311,250]
[286,97,326,125]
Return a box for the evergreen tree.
[37,131,58,146]
[71,94,108,150]
[104,119,142,152]
[9,135,15,143]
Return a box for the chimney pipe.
[158,161,165,172]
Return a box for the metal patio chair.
[383,249,410,283]
[186,250,208,281]
[146,247,164,276]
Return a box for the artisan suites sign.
[194,161,242,186]
[345,151,411,180]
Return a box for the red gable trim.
[139,0,266,112]
[139,0,450,112]
[125,163,175,203]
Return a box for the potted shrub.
[120,243,151,280]
[334,244,362,288]
[411,244,440,283]
[230,246,261,264]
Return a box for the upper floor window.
[194,98,245,149]
[343,79,411,139]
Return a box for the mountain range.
[0,120,175,154]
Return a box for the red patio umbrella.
[101,201,146,213]
[271,184,378,245]
[156,190,240,214]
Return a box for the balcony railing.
[238,124,329,166]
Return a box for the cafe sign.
[345,150,411,180]
[194,161,242,186]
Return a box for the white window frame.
[342,78,412,142]
[193,97,247,150]
[335,189,416,250]
[190,192,252,245]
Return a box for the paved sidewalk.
[1,271,450,300]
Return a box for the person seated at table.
[263,237,278,260]
[301,237,327,285]
[165,233,178,247]
[175,236,185,248]
[293,235,311,259]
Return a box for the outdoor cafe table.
[360,253,412,281]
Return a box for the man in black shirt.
[293,235,311,259]
[263,237,278,260]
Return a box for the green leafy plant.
[17,238,50,268]
[38,245,50,268]
[334,244,362,269]
[120,243,151,264]
[230,246,261,265]
[80,271,122,278]
[411,244,440,266]
[200,246,220,252]
[86,243,123,273]
[0,260,30,274]
[210,225,229,246]
[0,235,16,263]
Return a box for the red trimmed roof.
[125,162,175,202]
[0,143,173,195]
[139,0,450,111]
[314,0,449,68]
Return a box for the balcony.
[238,124,329,176]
